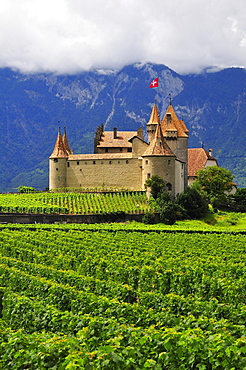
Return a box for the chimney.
[166,113,172,126]
[113,127,117,139]
[208,149,213,157]
[137,127,144,140]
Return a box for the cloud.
[0,0,246,74]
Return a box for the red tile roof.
[143,124,175,157]
[146,104,160,125]
[63,131,72,154]
[50,131,69,158]
[97,131,136,148]
[68,153,132,160]
[188,148,217,176]
[161,105,189,138]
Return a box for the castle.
[49,103,216,195]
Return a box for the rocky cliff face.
[0,63,245,192]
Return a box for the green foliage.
[176,187,209,219]
[228,188,246,212]
[151,189,177,225]
[159,202,177,225]
[17,186,35,193]
[145,175,166,199]
[153,187,208,224]
[195,166,234,203]
[142,212,158,224]
[0,191,151,215]
[0,226,246,368]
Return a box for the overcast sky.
[0,0,245,75]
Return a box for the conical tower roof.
[143,123,175,157]
[146,104,160,126]
[161,104,189,137]
[63,127,72,155]
[49,128,69,158]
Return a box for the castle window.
[85,162,87,165]
[126,160,129,164]
[146,160,148,165]
[127,148,132,152]
[54,158,58,163]
[67,162,70,168]
[93,161,96,164]
[105,148,108,153]
[168,160,171,165]
[109,161,112,164]
[120,148,122,152]
[56,168,58,171]
[118,161,120,164]
[166,183,172,191]
[147,173,151,179]
[101,161,104,164]
[77,161,79,165]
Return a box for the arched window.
[166,183,172,191]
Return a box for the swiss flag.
[149,78,158,88]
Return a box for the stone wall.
[65,158,143,190]
[0,212,144,224]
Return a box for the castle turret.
[161,104,189,188]
[146,104,160,143]
[49,128,69,189]
[142,122,176,197]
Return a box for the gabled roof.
[50,130,69,158]
[188,148,217,177]
[97,131,136,148]
[161,105,189,137]
[143,124,175,157]
[146,104,160,126]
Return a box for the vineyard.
[0,224,246,369]
[0,192,151,215]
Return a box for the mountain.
[0,63,245,192]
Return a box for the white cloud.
[0,0,245,74]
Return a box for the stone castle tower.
[49,103,189,195]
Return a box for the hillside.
[0,63,245,192]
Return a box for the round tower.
[49,128,69,189]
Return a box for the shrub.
[176,188,208,219]
[159,202,177,225]
[18,186,35,193]
[142,212,158,224]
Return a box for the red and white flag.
[149,78,158,88]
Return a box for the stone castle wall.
[50,157,144,190]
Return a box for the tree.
[194,166,233,204]
[18,186,35,193]
[176,187,208,219]
[153,190,177,225]
[145,175,165,199]
[228,188,246,212]
[159,202,177,225]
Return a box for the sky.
[0,0,246,75]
